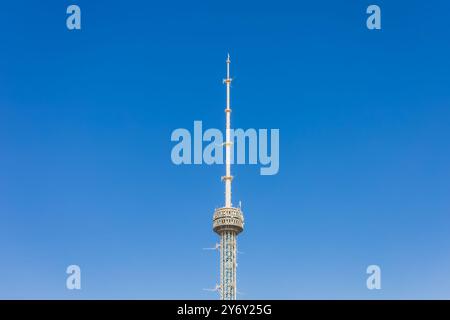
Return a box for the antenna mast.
[224,54,233,207]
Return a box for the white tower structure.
[212,54,244,300]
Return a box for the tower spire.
[224,54,233,207]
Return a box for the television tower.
[212,54,244,300]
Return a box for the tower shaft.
[220,230,237,299]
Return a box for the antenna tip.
[226,53,231,63]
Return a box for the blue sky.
[0,0,449,299]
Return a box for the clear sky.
[0,0,449,299]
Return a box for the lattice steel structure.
[212,55,244,300]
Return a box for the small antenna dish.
[202,243,220,250]
[203,284,221,292]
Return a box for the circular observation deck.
[213,207,244,234]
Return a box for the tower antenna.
[224,53,232,207]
